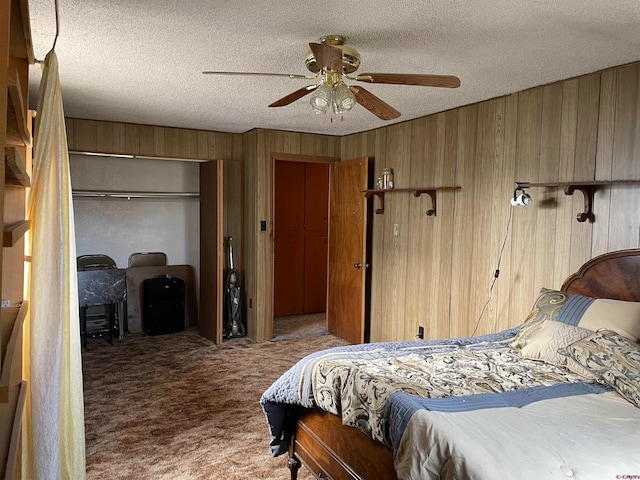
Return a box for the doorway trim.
[270,153,338,339]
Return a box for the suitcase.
[143,274,185,335]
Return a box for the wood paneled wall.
[66,60,640,345]
[342,62,640,343]
[65,118,244,276]
[242,129,340,341]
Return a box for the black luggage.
[143,274,185,336]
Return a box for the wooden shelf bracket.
[516,180,640,223]
[362,186,460,216]
[363,190,385,214]
[564,184,595,223]
[413,189,437,216]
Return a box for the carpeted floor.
[272,312,329,342]
[82,320,347,479]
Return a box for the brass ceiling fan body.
[304,35,361,74]
[202,35,460,121]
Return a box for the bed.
[261,248,640,480]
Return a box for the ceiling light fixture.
[310,82,333,114]
[333,83,356,113]
[309,70,356,121]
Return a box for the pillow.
[519,320,594,378]
[513,288,640,349]
[558,330,640,408]
[512,288,572,349]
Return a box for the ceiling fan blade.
[356,73,461,88]
[309,42,343,72]
[350,86,401,121]
[202,71,310,79]
[269,85,318,107]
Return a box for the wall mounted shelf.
[516,180,640,223]
[4,147,30,187]
[3,220,30,248]
[363,186,461,216]
[6,68,31,147]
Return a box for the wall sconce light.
[511,188,532,206]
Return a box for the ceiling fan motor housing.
[305,35,361,74]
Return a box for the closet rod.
[72,190,199,199]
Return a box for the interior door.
[327,157,369,344]
[303,162,329,313]
[273,161,305,316]
[199,159,224,343]
[274,161,329,316]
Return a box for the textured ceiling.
[27,0,640,136]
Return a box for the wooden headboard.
[561,249,640,301]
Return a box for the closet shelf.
[363,186,461,216]
[4,147,30,187]
[516,180,640,223]
[2,221,29,248]
[72,190,199,200]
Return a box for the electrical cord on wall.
[470,205,514,337]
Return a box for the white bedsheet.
[395,391,640,480]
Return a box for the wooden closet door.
[274,160,330,316]
[273,161,305,316]
[199,160,224,343]
[303,162,329,313]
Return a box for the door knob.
[353,263,369,269]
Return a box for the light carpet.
[272,312,329,342]
[83,326,347,479]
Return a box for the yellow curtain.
[24,50,86,479]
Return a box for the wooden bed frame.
[286,248,640,480]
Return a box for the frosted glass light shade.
[310,83,332,114]
[333,83,356,113]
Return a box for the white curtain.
[25,50,86,479]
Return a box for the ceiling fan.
[203,35,460,121]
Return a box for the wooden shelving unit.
[363,186,461,215]
[2,221,29,248]
[6,68,31,147]
[4,147,30,187]
[1,0,34,477]
[516,180,640,222]
[0,302,28,476]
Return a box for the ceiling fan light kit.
[333,83,357,113]
[203,35,461,122]
[309,69,357,118]
[310,83,333,114]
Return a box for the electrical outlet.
[393,223,400,236]
[416,326,424,340]
[1,300,10,308]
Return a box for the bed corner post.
[288,432,301,480]
[287,456,301,480]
